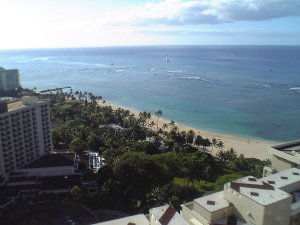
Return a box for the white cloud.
[140,27,300,37]
[96,0,300,26]
[0,0,299,48]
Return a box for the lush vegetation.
[34,89,269,212]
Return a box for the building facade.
[0,96,52,178]
[93,140,300,225]
[181,168,300,225]
[263,140,300,177]
[0,67,21,92]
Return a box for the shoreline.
[99,101,279,160]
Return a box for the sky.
[0,0,299,49]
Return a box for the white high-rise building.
[0,67,21,92]
[0,96,52,178]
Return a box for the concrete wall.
[263,196,292,225]
[279,180,300,193]
[224,185,293,225]
[0,137,5,178]
[271,155,294,172]
[181,203,210,225]
[224,186,265,225]
[193,201,233,223]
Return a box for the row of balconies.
[0,125,11,130]
[1,132,11,138]
[42,120,49,125]
[3,151,13,157]
[0,116,9,120]
[1,141,12,147]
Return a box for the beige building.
[0,96,52,178]
[0,67,21,92]
[263,140,300,176]
[93,140,300,225]
[181,168,300,225]
[93,204,188,225]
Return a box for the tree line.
[33,89,269,212]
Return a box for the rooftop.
[6,98,46,112]
[194,191,230,213]
[150,205,188,225]
[23,154,75,168]
[7,101,28,112]
[92,214,149,225]
[271,140,300,156]
[260,168,300,190]
[225,176,291,206]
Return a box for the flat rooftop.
[226,176,291,206]
[271,140,300,155]
[92,214,149,225]
[260,168,300,190]
[23,154,75,168]
[7,99,45,112]
[194,191,230,213]
[150,204,188,225]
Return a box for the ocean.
[0,46,299,142]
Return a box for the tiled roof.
[230,181,274,192]
[158,205,176,225]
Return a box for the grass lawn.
[173,177,215,193]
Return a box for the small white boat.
[165,55,170,63]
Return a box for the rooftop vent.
[268,181,275,184]
[281,176,288,180]
[250,192,259,197]
[248,177,257,182]
[293,172,299,176]
[207,200,216,205]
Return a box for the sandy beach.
[99,102,279,160]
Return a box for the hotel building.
[0,67,21,92]
[0,96,52,178]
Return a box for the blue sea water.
[0,46,299,142]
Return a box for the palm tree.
[211,138,218,152]
[217,140,224,151]
[194,135,203,150]
[155,109,163,130]
[186,130,195,144]
[162,123,168,132]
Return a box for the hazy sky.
[1,0,300,49]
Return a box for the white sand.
[99,102,279,160]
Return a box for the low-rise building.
[94,167,297,225]
[0,153,85,210]
[92,140,300,225]
[181,168,300,225]
[150,204,189,225]
[263,140,300,176]
[93,214,149,225]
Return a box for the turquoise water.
[0,46,299,142]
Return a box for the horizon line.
[1,44,300,51]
